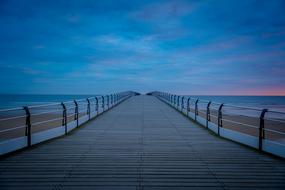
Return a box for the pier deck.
[1,95,285,189]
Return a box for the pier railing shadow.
[153,91,285,158]
[0,91,136,155]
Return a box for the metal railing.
[0,91,136,155]
[153,91,285,158]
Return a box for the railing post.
[171,95,173,104]
[177,96,180,109]
[86,98,91,120]
[218,103,224,136]
[111,94,113,107]
[113,94,115,106]
[174,95,176,107]
[206,101,211,128]
[106,95,109,109]
[195,99,199,121]
[187,97,191,116]
[181,96,185,112]
[61,102,67,134]
[259,109,268,151]
[74,100,79,127]
[23,106,31,147]
[101,96,105,111]
[95,97,99,115]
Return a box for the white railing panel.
[263,139,285,158]
[0,137,27,155]
[32,126,65,145]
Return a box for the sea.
[0,94,99,109]
[190,95,285,112]
[0,94,285,113]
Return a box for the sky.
[0,0,285,95]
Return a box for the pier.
[1,93,285,189]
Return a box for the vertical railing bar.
[95,97,99,115]
[187,97,191,117]
[181,96,185,112]
[107,95,109,110]
[102,96,105,112]
[259,109,268,150]
[218,103,224,136]
[206,101,211,128]
[61,102,67,134]
[177,96,180,109]
[113,94,116,105]
[195,99,199,121]
[86,98,91,120]
[23,106,31,147]
[74,100,79,127]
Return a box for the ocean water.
[183,96,285,118]
[189,95,285,112]
[0,94,100,109]
[0,94,284,112]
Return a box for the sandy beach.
[1,105,284,144]
[0,110,89,140]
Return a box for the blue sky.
[0,0,285,95]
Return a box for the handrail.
[0,115,27,122]
[152,91,285,158]
[0,107,24,112]
[27,102,62,109]
[0,91,136,155]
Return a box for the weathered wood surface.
[1,95,285,190]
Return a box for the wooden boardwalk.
[1,95,285,190]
